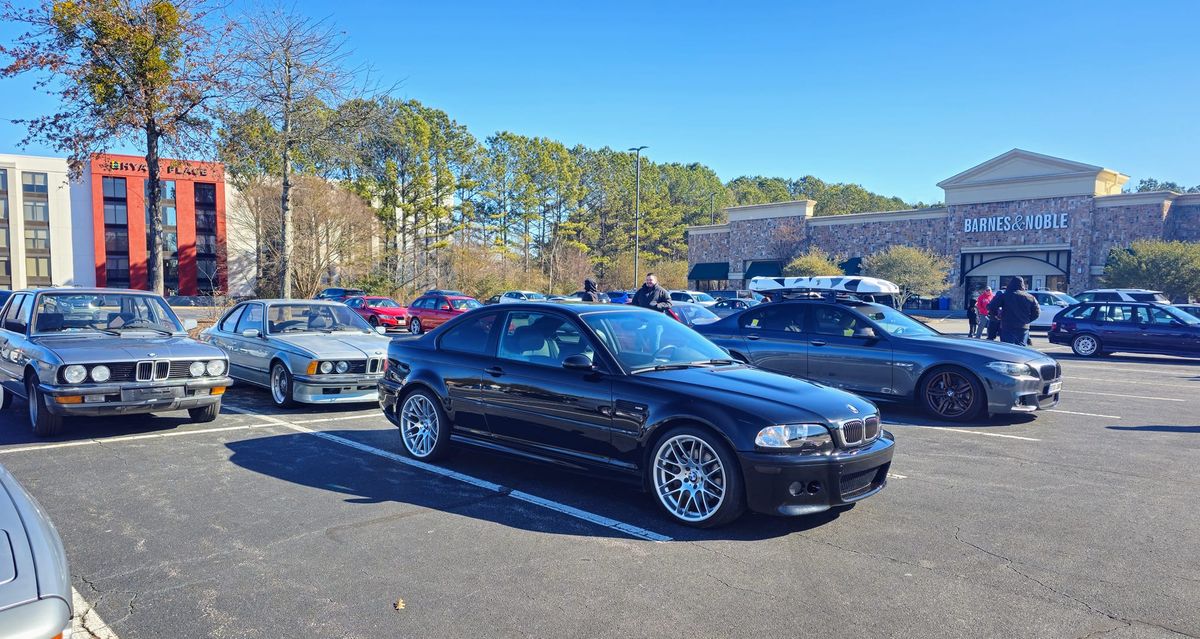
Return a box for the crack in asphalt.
[706,573,770,597]
[796,532,939,574]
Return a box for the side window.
[1133,306,1152,324]
[440,313,498,355]
[670,292,686,302]
[235,304,264,334]
[1062,305,1096,320]
[811,306,862,337]
[3,294,28,332]
[498,311,593,367]
[740,305,804,332]
[1148,307,1177,326]
[1096,292,1119,302]
[219,305,246,332]
[344,298,361,309]
[1100,304,1137,323]
[436,297,450,310]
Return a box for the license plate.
[1045,381,1062,395]
[84,394,106,403]
[122,387,183,402]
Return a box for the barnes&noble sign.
[963,212,1069,234]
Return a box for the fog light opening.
[788,481,804,497]
[807,481,822,494]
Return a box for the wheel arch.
[638,415,742,492]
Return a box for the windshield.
[1161,305,1200,325]
[857,304,938,336]
[1051,292,1078,305]
[267,303,373,334]
[522,292,547,300]
[367,298,401,308]
[1130,292,1169,303]
[692,292,716,303]
[676,304,719,325]
[452,299,481,310]
[33,292,182,334]
[583,309,731,372]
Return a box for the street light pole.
[629,145,648,288]
[709,192,717,224]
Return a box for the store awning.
[744,261,783,278]
[687,262,729,280]
[839,256,863,275]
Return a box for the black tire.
[1071,333,1102,358]
[188,401,220,423]
[397,389,453,461]
[409,318,423,335]
[0,384,12,410]
[27,377,63,438]
[648,425,745,528]
[919,366,984,422]
[270,362,297,408]
[368,315,379,327]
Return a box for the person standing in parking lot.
[973,287,993,338]
[966,296,978,337]
[580,278,601,302]
[989,277,1040,346]
[633,273,672,313]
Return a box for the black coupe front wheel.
[919,366,984,422]
[649,426,745,528]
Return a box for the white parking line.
[1066,376,1195,389]
[1065,364,1197,375]
[1065,389,1185,402]
[1045,409,1122,419]
[884,423,1041,441]
[226,407,674,543]
[0,422,280,455]
[73,586,121,638]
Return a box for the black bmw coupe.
[378,302,894,527]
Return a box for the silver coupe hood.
[274,332,391,359]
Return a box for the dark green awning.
[744,261,783,278]
[688,262,729,280]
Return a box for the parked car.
[344,295,409,331]
[1048,301,1200,358]
[0,288,232,436]
[484,294,502,305]
[605,290,631,304]
[424,289,467,297]
[1029,290,1078,330]
[201,300,391,407]
[569,291,611,303]
[669,290,719,307]
[406,294,481,334]
[1074,288,1169,303]
[1175,303,1200,318]
[0,462,72,637]
[378,302,894,527]
[711,297,759,317]
[709,289,765,302]
[695,279,1063,421]
[314,287,367,303]
[666,301,721,327]
[496,291,548,304]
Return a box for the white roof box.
[749,276,901,295]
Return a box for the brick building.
[686,149,1200,308]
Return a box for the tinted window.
[498,311,594,367]
[450,298,480,310]
[740,305,805,332]
[1095,292,1120,302]
[344,298,362,308]
[1061,305,1096,320]
[235,304,264,334]
[1097,304,1139,323]
[440,314,498,355]
[811,306,865,337]
[3,293,28,332]
[670,292,688,301]
[219,305,245,332]
[1130,292,1169,303]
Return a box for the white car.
[1075,288,1169,303]
[496,291,548,304]
[669,290,718,307]
[1028,290,1078,329]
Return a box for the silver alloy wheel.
[1074,335,1098,356]
[410,319,422,335]
[400,393,439,457]
[27,383,38,428]
[271,364,290,405]
[653,434,726,523]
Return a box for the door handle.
[485,367,505,377]
[810,340,827,347]
[746,334,761,341]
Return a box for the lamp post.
[708,191,717,224]
[629,145,648,288]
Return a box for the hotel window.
[21,172,47,194]
[0,169,8,287]
[197,257,218,293]
[26,256,51,281]
[144,179,178,291]
[104,228,129,252]
[22,172,51,284]
[102,176,129,287]
[24,228,50,251]
[106,256,130,287]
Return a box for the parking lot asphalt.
[1,330,1197,638]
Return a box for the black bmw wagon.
[378,302,894,528]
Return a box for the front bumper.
[39,377,232,416]
[738,433,895,516]
[379,376,402,422]
[982,372,1061,414]
[293,373,383,404]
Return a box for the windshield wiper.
[698,358,739,366]
[47,327,121,337]
[631,363,706,373]
[116,324,173,336]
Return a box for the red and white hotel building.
[0,152,247,295]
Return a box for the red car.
[407,294,481,334]
[344,296,409,331]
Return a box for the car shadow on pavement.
[879,403,1037,429]
[225,430,849,542]
[1107,425,1200,434]
[1053,353,1200,367]
[0,397,206,446]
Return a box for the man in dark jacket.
[988,276,1040,345]
[632,273,672,312]
[579,278,601,302]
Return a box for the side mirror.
[241,328,261,338]
[440,304,451,311]
[562,354,595,371]
[182,318,198,330]
[853,327,878,339]
[375,326,387,335]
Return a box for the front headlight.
[189,361,207,377]
[206,360,226,376]
[755,424,832,452]
[63,365,87,384]
[90,365,111,383]
[319,361,333,374]
[335,361,349,374]
[987,361,1036,377]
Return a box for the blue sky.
[2,0,1197,203]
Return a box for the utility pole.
[629,145,647,288]
[709,192,717,224]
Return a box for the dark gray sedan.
[695,298,1063,421]
[0,462,71,637]
[0,288,233,436]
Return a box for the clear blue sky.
[2,0,1197,204]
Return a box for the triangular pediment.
[937,149,1105,188]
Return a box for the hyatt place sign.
[963,212,1069,233]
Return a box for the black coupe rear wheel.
[920,367,983,422]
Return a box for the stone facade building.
[686,149,1200,308]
